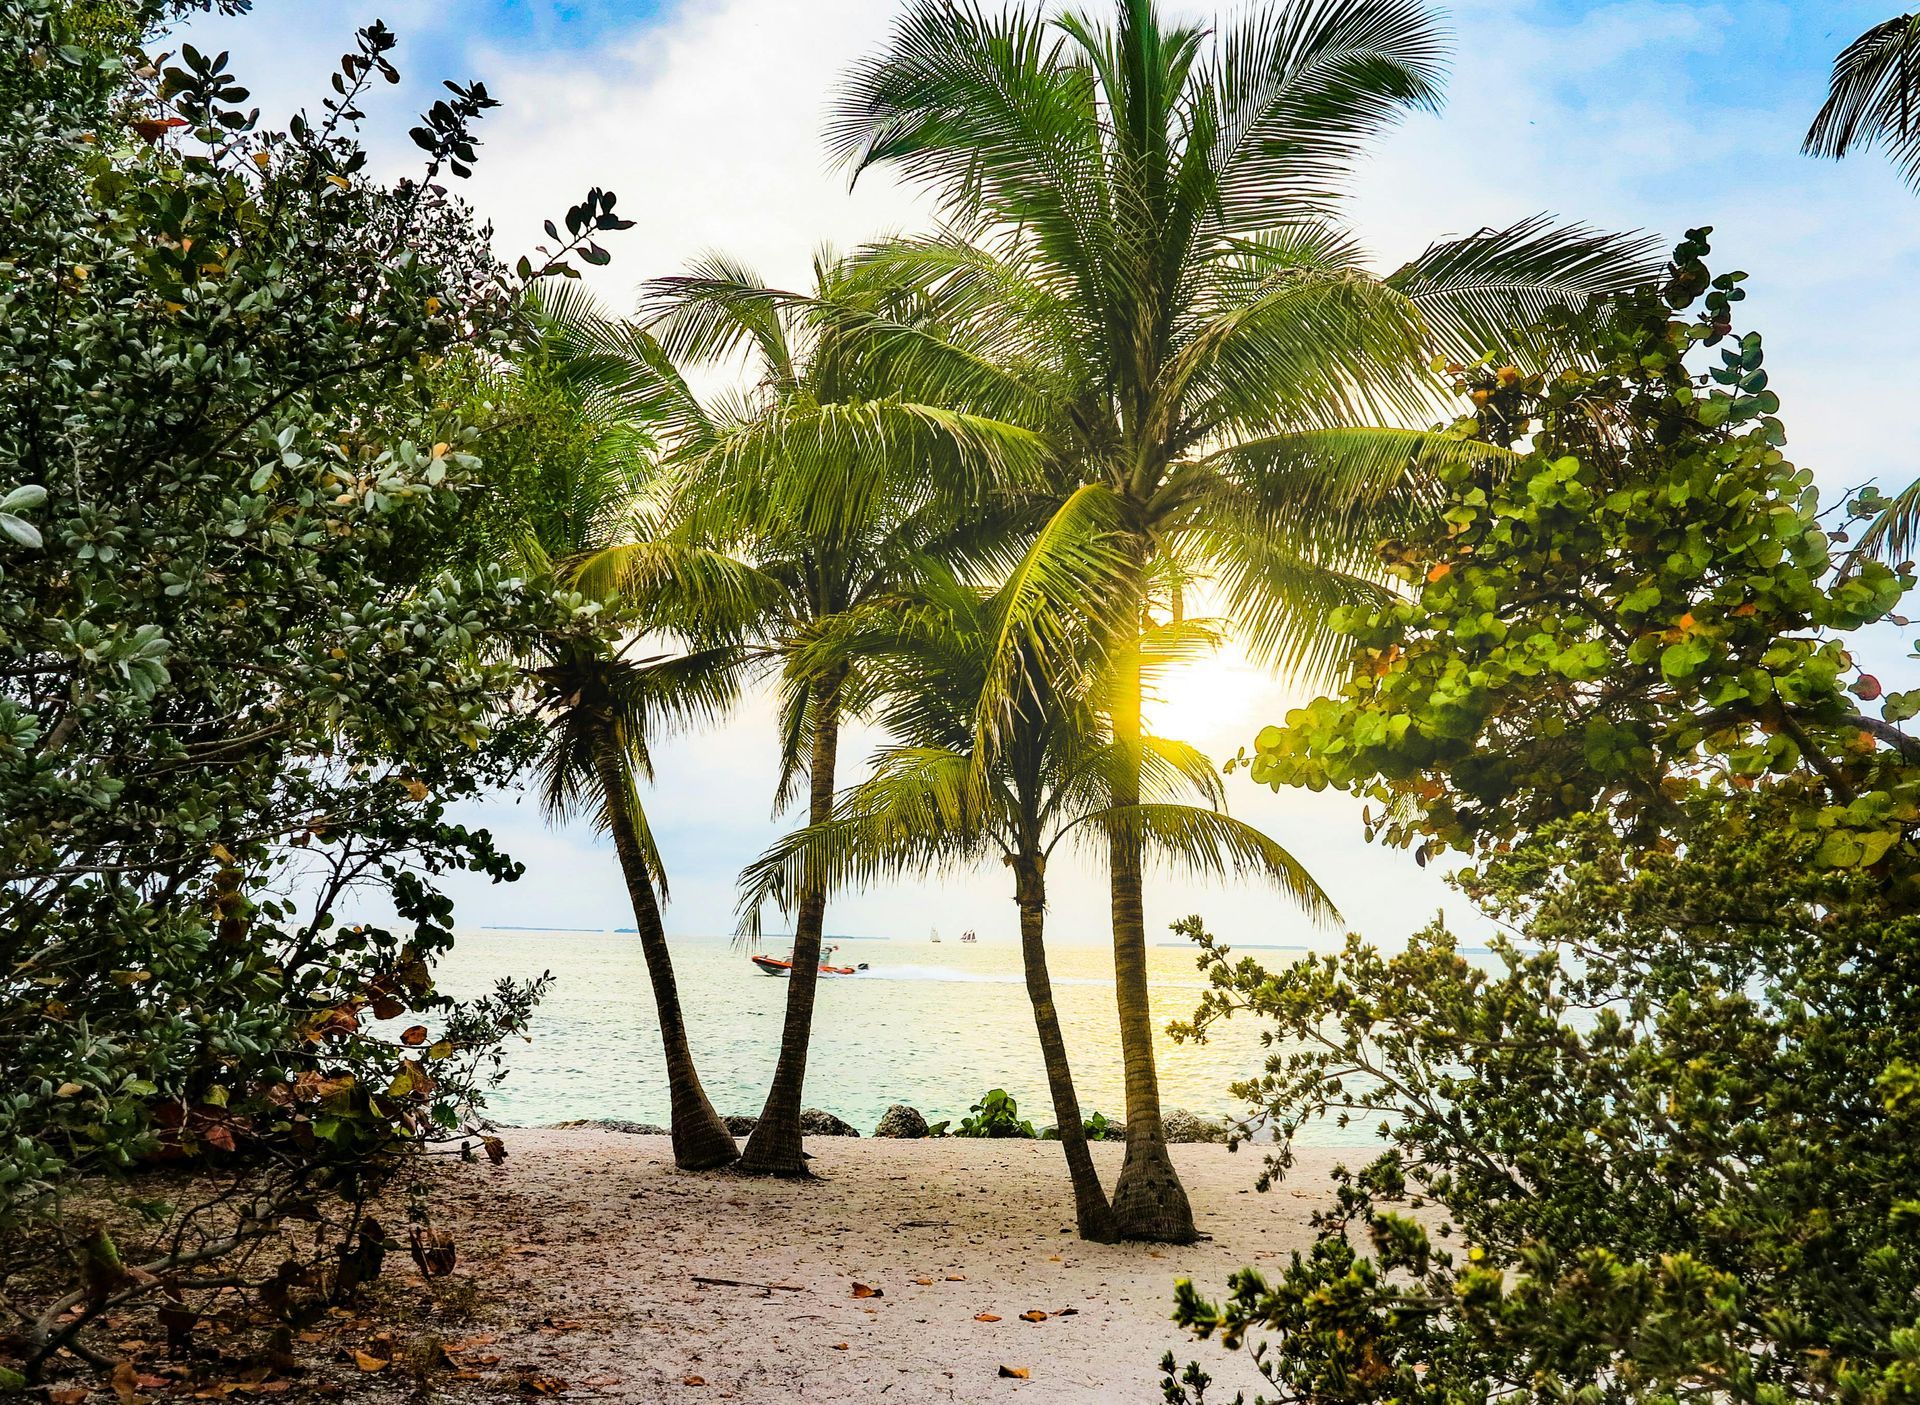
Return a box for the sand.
[428,1128,1356,1403]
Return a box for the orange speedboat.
[750,944,867,977]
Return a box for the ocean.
[432,928,1367,1143]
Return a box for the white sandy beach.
[429,1128,1356,1403]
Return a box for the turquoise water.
[434,929,1355,1140]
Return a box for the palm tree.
[493,293,747,1172]
[583,254,1048,1176]
[1806,13,1920,565]
[827,0,1659,1239]
[736,562,1336,1240]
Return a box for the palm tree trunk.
[589,726,738,1171]
[1105,623,1198,1243]
[738,671,843,1177]
[1015,854,1119,1242]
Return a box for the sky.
[180,0,1920,951]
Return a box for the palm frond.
[1805,13,1920,189]
[1058,802,1338,925]
[1385,214,1663,365]
[1846,471,1920,570]
[973,483,1132,757]
[1200,0,1448,227]
[736,747,999,937]
[640,255,799,382]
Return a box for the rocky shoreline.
[546,1104,1233,1143]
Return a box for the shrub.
[0,0,624,1384]
[1169,233,1920,1404]
[941,1088,1038,1139]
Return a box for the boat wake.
[847,964,1109,987]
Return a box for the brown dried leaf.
[1019,1311,1048,1323]
[973,1313,1001,1323]
[400,1025,429,1046]
[409,1227,456,1277]
[352,1350,389,1372]
[913,1277,933,1286]
[850,1282,882,1299]
[829,1342,849,1351]
[998,1365,1030,1379]
[682,1377,706,1387]
[945,1274,966,1281]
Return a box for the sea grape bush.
[0,0,625,1384]
[1168,798,1920,1404]
[1239,228,1918,883]
[1166,240,1920,1401]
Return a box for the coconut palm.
[736,561,1334,1239]
[490,293,749,1172]
[575,253,1050,1176]
[827,0,1660,1239]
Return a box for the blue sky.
[184,0,1920,949]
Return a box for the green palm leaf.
[1385,214,1663,364]
[1060,802,1338,925]
[1805,13,1920,189]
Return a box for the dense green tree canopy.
[1,0,623,1378]
[1243,230,1919,880]
[1165,235,1920,1405]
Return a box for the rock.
[547,1119,668,1135]
[1161,1109,1230,1144]
[871,1104,929,1139]
[723,1115,758,1137]
[799,1108,860,1137]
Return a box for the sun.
[1142,643,1292,757]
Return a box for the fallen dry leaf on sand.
[352,1350,389,1372]
[913,1276,933,1285]
[1019,1311,1048,1323]
[683,1376,707,1387]
[945,1274,966,1281]
[829,1342,849,1352]
[110,1362,146,1405]
[974,1313,1001,1323]
[852,1282,883,1298]
[999,1365,1030,1379]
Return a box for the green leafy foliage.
[1168,795,1920,1404]
[1170,233,1920,1404]
[950,1088,1037,1139]
[1242,230,1919,882]
[1040,1109,1120,1142]
[0,0,619,1381]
